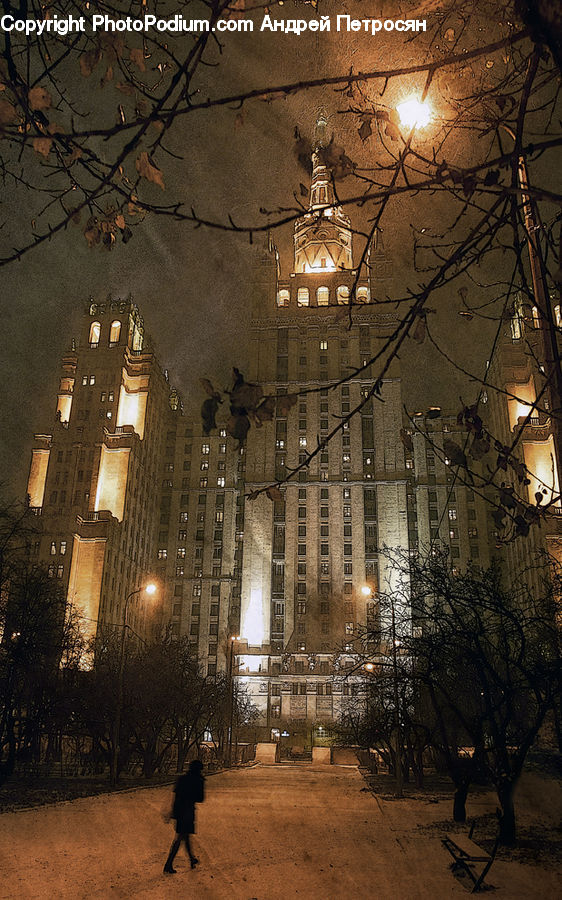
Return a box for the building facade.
[26,297,177,643]
[24,122,507,748]
[485,294,562,589]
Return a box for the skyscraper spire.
[293,115,353,273]
[309,113,336,212]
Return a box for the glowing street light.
[361,585,372,597]
[397,97,431,130]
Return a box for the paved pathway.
[0,764,553,898]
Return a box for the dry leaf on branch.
[276,394,298,416]
[32,136,53,157]
[28,86,52,110]
[135,151,165,190]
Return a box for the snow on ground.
[0,764,558,899]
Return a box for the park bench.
[442,824,499,893]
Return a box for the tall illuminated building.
[233,118,410,738]
[486,294,562,589]
[26,297,178,641]
[23,121,500,747]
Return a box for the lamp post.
[227,634,240,766]
[362,585,403,798]
[111,582,156,787]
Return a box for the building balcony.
[516,414,552,441]
[75,510,113,539]
[103,424,136,448]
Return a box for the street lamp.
[111,582,157,786]
[227,634,240,766]
[397,96,431,130]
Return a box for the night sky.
[1,0,551,497]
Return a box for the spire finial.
[314,112,329,151]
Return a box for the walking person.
[163,759,205,874]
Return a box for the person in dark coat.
[163,759,205,874]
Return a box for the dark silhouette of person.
[163,759,205,874]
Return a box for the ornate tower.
[293,115,353,275]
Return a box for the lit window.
[89,321,100,346]
[510,296,524,340]
[297,287,310,307]
[89,375,95,385]
[82,375,88,386]
[60,541,66,555]
[217,476,225,487]
[108,391,114,402]
[177,547,186,558]
[555,305,561,327]
[201,443,210,454]
[319,339,328,350]
[277,289,290,307]
[299,437,307,448]
[345,622,354,635]
[200,477,208,488]
[357,286,369,302]
[50,541,56,555]
[109,320,121,344]
[317,287,329,306]
[57,565,64,579]
[157,549,167,559]
[179,512,188,522]
[337,285,350,304]
[448,508,457,521]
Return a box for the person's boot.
[190,857,199,869]
[163,861,176,874]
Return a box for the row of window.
[276,286,370,307]
[88,320,122,346]
[49,541,67,555]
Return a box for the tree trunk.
[497,780,517,846]
[177,735,188,772]
[414,748,424,788]
[0,712,17,787]
[453,783,469,822]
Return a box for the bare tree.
[356,548,560,844]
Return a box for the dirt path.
[0,764,556,898]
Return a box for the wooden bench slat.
[444,833,491,861]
